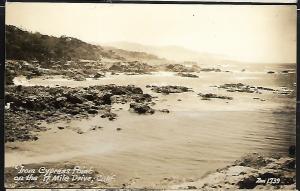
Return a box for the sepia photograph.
[4,3,296,190]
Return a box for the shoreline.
[170,152,295,190]
[5,152,295,189]
[4,60,296,189]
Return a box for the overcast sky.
[6,3,296,63]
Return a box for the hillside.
[5,25,163,64]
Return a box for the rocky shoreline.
[5,151,295,189]
[5,84,153,142]
[171,151,296,190]
[5,75,295,143]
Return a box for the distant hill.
[102,46,167,63]
[104,41,244,66]
[5,25,164,64]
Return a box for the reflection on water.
[7,64,296,188]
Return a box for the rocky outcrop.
[5,84,152,142]
[218,83,295,96]
[164,64,200,73]
[172,152,296,190]
[147,85,192,94]
[108,61,155,74]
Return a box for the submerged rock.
[177,73,199,78]
[218,83,256,93]
[200,68,221,72]
[218,83,276,94]
[159,109,170,113]
[198,93,233,100]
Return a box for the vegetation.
[5,25,162,64]
[5,25,121,62]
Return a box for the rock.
[84,93,98,101]
[218,83,275,94]
[90,126,103,131]
[93,72,105,78]
[165,64,199,72]
[5,84,153,142]
[129,103,155,114]
[259,172,281,180]
[257,86,275,91]
[177,73,199,78]
[289,145,296,156]
[281,177,295,185]
[149,85,192,94]
[181,152,296,190]
[66,94,84,104]
[198,93,233,100]
[109,116,115,121]
[69,109,80,115]
[100,112,117,120]
[127,86,143,94]
[200,68,221,72]
[56,97,67,102]
[87,109,98,114]
[187,185,197,189]
[237,175,257,189]
[73,75,85,81]
[131,93,152,103]
[101,93,112,105]
[235,153,271,168]
[159,109,170,113]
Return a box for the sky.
[6,3,296,63]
